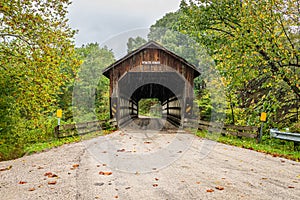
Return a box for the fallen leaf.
[44,172,58,178]
[103,164,107,166]
[288,186,295,188]
[0,165,12,171]
[28,188,35,191]
[94,183,104,186]
[280,160,285,163]
[261,178,268,180]
[114,195,119,198]
[155,178,159,181]
[196,181,201,184]
[73,164,79,168]
[48,180,57,185]
[49,174,58,178]
[125,187,131,190]
[18,181,27,184]
[117,149,125,152]
[44,172,53,176]
[206,189,214,192]
[297,175,300,178]
[37,166,44,169]
[99,171,112,176]
[144,141,151,144]
[215,186,224,190]
[153,184,158,187]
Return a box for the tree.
[73,44,115,122]
[149,11,224,121]
[0,0,80,160]
[127,36,147,53]
[179,0,300,126]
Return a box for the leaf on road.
[155,178,159,181]
[196,181,201,184]
[44,172,52,176]
[206,189,214,192]
[94,182,104,186]
[297,174,300,179]
[48,180,57,185]
[0,165,12,171]
[73,164,79,168]
[44,172,58,178]
[144,141,151,144]
[18,181,27,184]
[114,195,119,198]
[117,149,125,152]
[99,171,112,176]
[70,164,80,170]
[288,186,295,188]
[215,186,224,190]
[28,188,35,191]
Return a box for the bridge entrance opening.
[138,98,162,119]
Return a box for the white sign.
[142,61,160,65]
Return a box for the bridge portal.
[103,41,200,128]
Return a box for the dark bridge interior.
[118,72,185,127]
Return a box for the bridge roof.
[102,41,200,78]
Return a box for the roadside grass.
[196,130,300,162]
[23,129,114,156]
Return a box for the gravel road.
[1,126,300,200]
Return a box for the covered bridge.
[103,41,200,128]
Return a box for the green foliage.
[138,99,162,118]
[178,0,300,127]
[127,36,147,53]
[290,122,300,133]
[73,43,115,122]
[0,0,80,161]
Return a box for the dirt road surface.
[1,126,300,200]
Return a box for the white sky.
[68,0,181,54]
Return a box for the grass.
[196,130,300,162]
[23,129,114,156]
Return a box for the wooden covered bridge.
[103,41,200,128]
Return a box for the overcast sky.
[67,0,180,57]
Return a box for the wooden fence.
[54,119,117,138]
[198,120,259,139]
[54,119,259,139]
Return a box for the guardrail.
[270,129,300,143]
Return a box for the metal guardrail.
[270,129,300,142]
